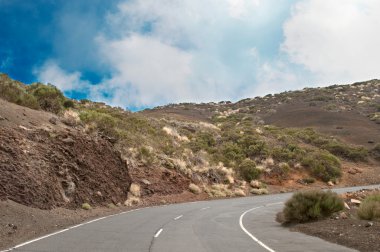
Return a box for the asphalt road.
[3,184,379,252]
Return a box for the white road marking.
[174,215,183,220]
[154,228,163,238]
[0,208,141,252]
[239,202,283,252]
[200,206,210,210]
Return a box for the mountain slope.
[1,73,380,211]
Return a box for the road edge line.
[239,202,283,252]
[0,208,141,252]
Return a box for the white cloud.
[94,0,270,107]
[282,0,380,84]
[227,0,261,19]
[94,34,193,107]
[36,0,339,109]
[34,61,89,92]
[245,60,307,98]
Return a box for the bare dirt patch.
[263,104,380,148]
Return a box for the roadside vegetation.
[280,190,344,223]
[358,193,380,221]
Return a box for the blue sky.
[1,0,379,110]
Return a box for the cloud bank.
[33,0,380,109]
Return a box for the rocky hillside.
[1,73,379,210]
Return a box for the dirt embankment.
[0,126,131,209]
[0,98,132,209]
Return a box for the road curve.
[3,184,379,252]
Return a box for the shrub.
[81,203,92,210]
[322,141,368,162]
[238,135,269,158]
[189,132,216,152]
[283,190,344,223]
[233,189,246,197]
[0,78,40,109]
[129,183,141,197]
[189,183,201,194]
[137,146,155,165]
[79,110,119,139]
[357,193,380,220]
[238,159,261,181]
[124,197,140,206]
[302,177,316,184]
[271,144,304,163]
[302,151,341,182]
[63,99,75,108]
[250,188,268,195]
[27,83,65,113]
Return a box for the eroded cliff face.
[0,100,131,209]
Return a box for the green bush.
[295,128,368,162]
[238,159,261,181]
[283,190,344,223]
[0,77,40,109]
[189,132,216,152]
[302,151,341,182]
[79,110,119,139]
[220,142,245,166]
[81,203,92,210]
[238,135,269,158]
[63,99,75,108]
[357,193,380,220]
[26,83,65,113]
[322,141,368,162]
[271,144,306,164]
[302,177,316,184]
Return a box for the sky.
[1,0,379,110]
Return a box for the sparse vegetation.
[189,183,201,194]
[301,177,316,184]
[238,159,261,182]
[282,190,344,223]
[81,203,92,210]
[357,193,380,220]
[250,188,268,195]
[294,128,368,162]
[301,151,342,182]
[26,83,66,114]
[63,99,75,108]
[129,183,141,197]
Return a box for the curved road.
[3,185,379,252]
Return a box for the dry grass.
[233,189,246,197]
[358,193,380,220]
[81,203,92,210]
[129,183,141,197]
[124,196,140,206]
[250,188,268,195]
[189,183,201,194]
